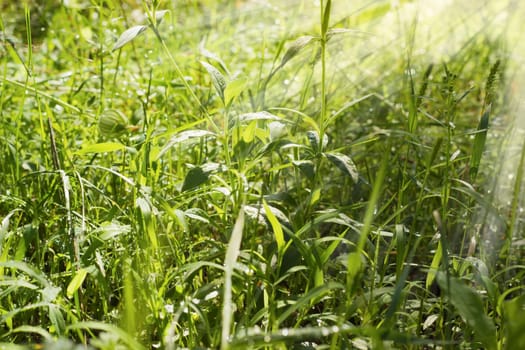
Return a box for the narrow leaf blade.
[222,209,245,348]
[77,142,126,154]
[66,268,88,298]
[279,36,316,69]
[201,61,226,102]
[263,200,285,253]
[470,106,490,181]
[112,25,148,51]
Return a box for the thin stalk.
[507,135,525,258]
[318,0,331,149]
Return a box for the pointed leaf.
[201,61,226,102]
[277,282,343,325]
[66,268,88,298]
[325,152,358,182]
[48,304,66,335]
[244,204,290,228]
[437,272,497,350]
[112,25,148,51]
[98,221,131,241]
[154,10,169,25]
[41,285,61,303]
[224,76,247,106]
[503,295,525,350]
[77,142,126,154]
[322,0,332,36]
[156,130,215,160]
[238,111,281,123]
[181,166,209,192]
[279,36,316,69]
[200,46,230,75]
[292,160,315,180]
[306,130,325,151]
[135,197,151,218]
[222,209,245,346]
[470,106,490,181]
[426,242,442,289]
[263,200,285,253]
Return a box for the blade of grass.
[221,208,245,350]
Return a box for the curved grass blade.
[112,25,148,51]
[221,209,245,350]
[277,281,344,325]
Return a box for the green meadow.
[1,0,524,349]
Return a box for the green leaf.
[66,268,88,298]
[426,241,442,289]
[238,111,281,123]
[436,272,497,350]
[41,285,61,303]
[263,200,285,254]
[325,152,358,182]
[222,209,245,348]
[322,0,332,36]
[135,197,151,218]
[503,294,525,350]
[182,167,209,192]
[112,25,148,51]
[470,106,490,181]
[154,10,169,25]
[224,76,247,106]
[156,130,215,160]
[96,221,131,241]
[306,130,328,152]
[200,45,230,75]
[48,304,66,336]
[201,61,227,102]
[243,204,290,228]
[66,322,147,350]
[279,36,316,69]
[277,282,343,325]
[77,142,126,154]
[0,261,51,287]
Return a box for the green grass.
[1,0,524,349]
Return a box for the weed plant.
[0,0,524,349]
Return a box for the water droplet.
[331,326,339,333]
[321,327,330,336]
[264,335,271,343]
[281,329,289,336]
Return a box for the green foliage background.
[1,0,524,349]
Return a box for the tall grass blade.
[221,208,245,350]
[321,0,332,37]
[263,200,285,254]
[470,106,490,181]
